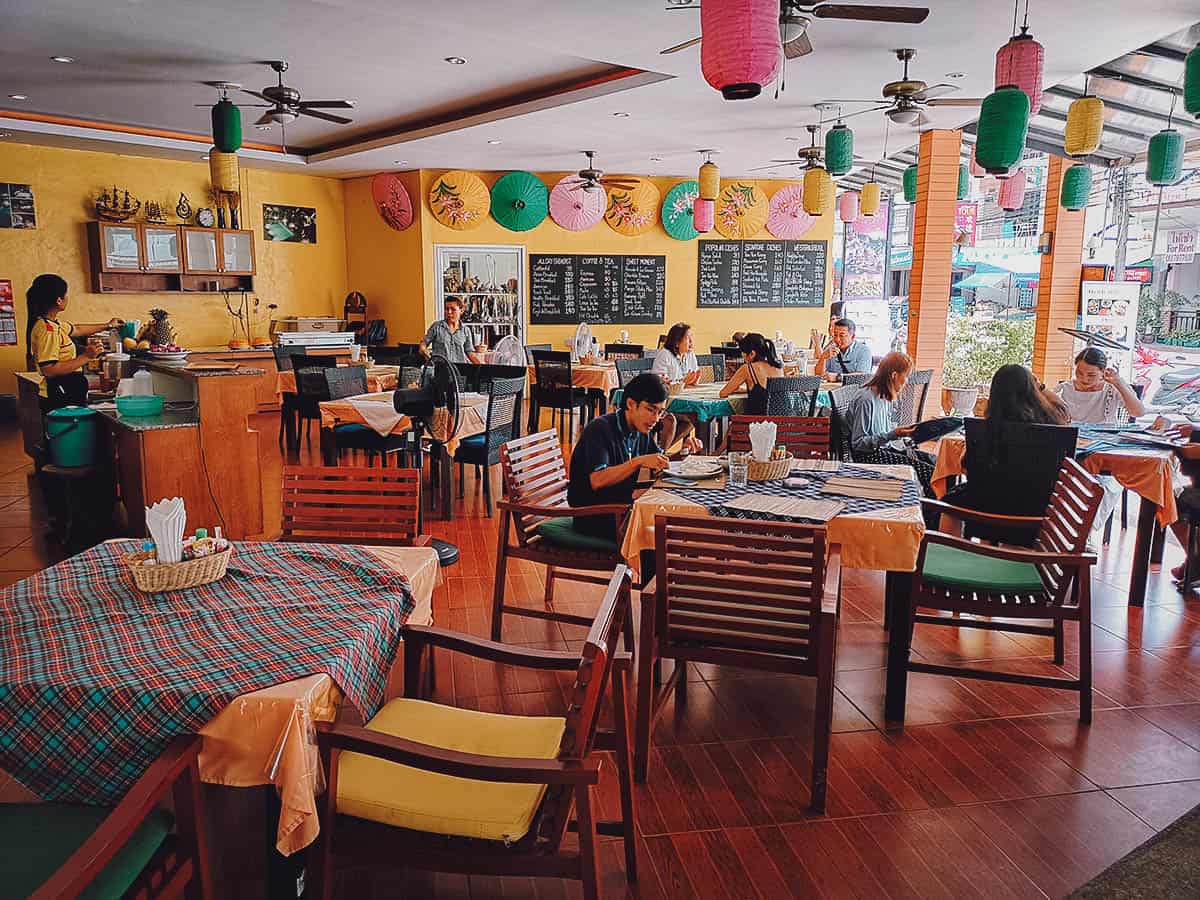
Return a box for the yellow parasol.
[714,181,768,239]
[603,177,660,237]
[428,170,489,230]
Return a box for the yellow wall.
[343,169,836,351]
[0,141,347,389]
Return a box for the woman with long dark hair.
[26,274,122,407]
[651,322,701,386]
[984,364,1070,425]
[719,332,783,415]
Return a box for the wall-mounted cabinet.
[87,222,254,294]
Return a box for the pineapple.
[146,308,175,348]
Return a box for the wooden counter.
[189,347,349,412]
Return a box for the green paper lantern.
[661,180,701,241]
[975,86,1029,175]
[902,164,918,203]
[1060,164,1092,211]
[211,99,242,153]
[1185,45,1200,119]
[957,164,969,200]
[825,124,854,177]
[1147,129,1185,186]
[489,171,548,231]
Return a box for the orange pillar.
[1032,156,1086,386]
[905,129,962,409]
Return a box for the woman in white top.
[651,322,701,386]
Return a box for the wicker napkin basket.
[124,547,232,593]
[747,452,793,482]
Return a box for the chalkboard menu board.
[529,254,665,325]
[697,239,827,308]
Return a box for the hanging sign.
[1165,230,1197,264]
[954,202,978,247]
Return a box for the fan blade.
[749,163,801,171]
[783,30,814,59]
[811,4,929,23]
[195,102,271,107]
[254,111,276,126]
[915,110,931,127]
[839,104,893,121]
[240,89,277,104]
[926,97,984,107]
[660,35,701,54]
[918,83,958,100]
[297,99,355,109]
[297,107,353,124]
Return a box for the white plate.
[668,459,723,480]
[148,351,190,359]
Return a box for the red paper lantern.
[969,145,985,177]
[838,191,859,223]
[995,26,1044,115]
[701,0,782,100]
[998,169,1027,210]
[693,198,715,232]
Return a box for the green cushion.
[0,803,173,900]
[921,542,1046,594]
[532,516,619,554]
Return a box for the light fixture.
[255,124,272,131]
[1061,164,1092,211]
[8,94,29,101]
[612,111,630,118]
[802,166,833,215]
[946,71,966,79]
[443,56,466,65]
[902,164,918,202]
[50,55,75,64]
[394,160,408,166]
[0,131,9,139]
[825,123,854,177]
[487,139,502,145]
[1064,92,1104,157]
[1187,44,1200,118]
[861,181,881,216]
[698,153,720,201]
[1147,128,1184,186]
[998,169,1027,210]
[886,107,921,125]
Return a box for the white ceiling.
[1,0,1198,178]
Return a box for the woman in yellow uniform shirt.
[26,274,122,407]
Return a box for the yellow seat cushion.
[336,698,566,843]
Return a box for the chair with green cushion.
[492,429,634,650]
[3,735,210,899]
[890,458,1105,724]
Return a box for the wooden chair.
[4,735,210,900]
[454,375,523,516]
[312,567,638,900]
[892,368,933,428]
[895,458,1104,722]
[493,430,634,650]
[635,515,841,813]
[282,465,423,546]
[727,416,830,459]
[603,342,643,361]
[766,375,823,417]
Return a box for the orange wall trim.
[1033,156,1086,385]
[0,108,285,153]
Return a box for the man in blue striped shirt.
[815,318,873,380]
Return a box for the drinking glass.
[350,344,362,363]
[728,451,750,488]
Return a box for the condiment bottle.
[190,527,215,558]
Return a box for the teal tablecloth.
[612,388,832,419]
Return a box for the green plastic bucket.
[46,406,98,467]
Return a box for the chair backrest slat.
[840,373,871,388]
[523,343,552,365]
[892,369,933,427]
[766,375,823,417]
[1034,458,1103,604]
[727,416,830,459]
[281,465,420,545]
[500,429,570,539]
[615,357,654,389]
[604,343,644,361]
[826,386,859,461]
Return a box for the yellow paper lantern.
[714,182,768,238]
[604,177,660,236]
[860,181,881,217]
[698,161,721,200]
[802,167,833,215]
[1064,95,1104,157]
[428,170,489,230]
[209,148,239,193]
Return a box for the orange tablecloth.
[528,362,619,393]
[620,463,924,579]
[318,390,489,456]
[930,434,1178,526]
[275,365,400,396]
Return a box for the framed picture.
[262,204,316,243]
[0,183,36,229]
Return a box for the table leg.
[1128,499,1158,607]
[883,571,911,723]
[318,428,337,467]
[439,444,452,520]
[1151,520,1166,565]
[282,395,298,453]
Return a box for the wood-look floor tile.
[1131,702,1200,750]
[1107,779,1200,831]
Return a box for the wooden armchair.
[4,735,209,899]
[312,567,637,900]
[635,515,841,813]
[492,430,634,649]
[282,465,424,546]
[727,415,830,459]
[890,458,1104,723]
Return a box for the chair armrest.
[412,535,433,547]
[920,498,1045,529]
[402,625,583,670]
[640,576,657,600]
[496,499,631,519]
[30,735,202,900]
[318,722,600,785]
[922,530,1097,567]
[822,545,842,615]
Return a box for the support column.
[1032,155,1086,385]
[905,129,961,408]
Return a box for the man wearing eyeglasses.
[568,373,673,543]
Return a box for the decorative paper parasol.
[604,177,660,237]
[714,181,768,239]
[549,176,606,231]
[766,183,816,240]
[661,180,701,241]
[490,171,548,232]
[428,170,488,230]
[371,173,413,231]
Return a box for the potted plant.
[941,315,1035,415]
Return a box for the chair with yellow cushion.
[312,567,637,900]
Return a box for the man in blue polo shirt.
[815,317,873,380]
[569,373,671,543]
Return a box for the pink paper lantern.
[693,198,715,232]
[700,0,781,100]
[995,28,1044,115]
[838,191,859,223]
[998,169,1027,210]
[969,145,985,178]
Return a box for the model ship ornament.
[96,185,141,222]
[144,201,167,225]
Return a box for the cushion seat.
[336,698,565,843]
[532,516,619,554]
[457,433,486,448]
[0,803,172,900]
[921,542,1046,594]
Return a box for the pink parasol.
[371,173,414,231]
[765,183,815,240]
[549,176,606,231]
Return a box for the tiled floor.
[3,418,1200,898]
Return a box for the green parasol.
[661,180,700,241]
[490,171,548,232]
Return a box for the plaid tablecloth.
[0,540,415,806]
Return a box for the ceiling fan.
[824,48,981,127]
[562,151,640,194]
[660,1,930,58]
[751,124,827,172]
[239,60,355,126]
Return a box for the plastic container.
[116,395,164,417]
[130,369,153,396]
[46,406,98,467]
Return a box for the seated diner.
[814,316,872,379]
[650,321,701,385]
[719,331,783,415]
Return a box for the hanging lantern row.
[975,85,1030,175]
[1147,128,1184,186]
[1064,93,1105,157]
[957,164,970,200]
[902,164,918,203]
[998,168,1027,210]
[969,145,985,178]
[994,21,1044,115]
[211,99,242,153]
[693,198,715,233]
[825,124,854,177]
[838,190,859,223]
[861,181,881,217]
[1061,164,1092,211]
[1186,44,1200,119]
[700,0,781,100]
[698,159,721,200]
[803,167,834,215]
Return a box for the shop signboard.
[1166,230,1197,264]
[1080,281,1140,379]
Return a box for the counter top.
[142,360,266,378]
[92,404,200,432]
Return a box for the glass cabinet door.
[183,229,219,273]
[101,224,141,271]
[142,226,180,272]
[221,231,254,274]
